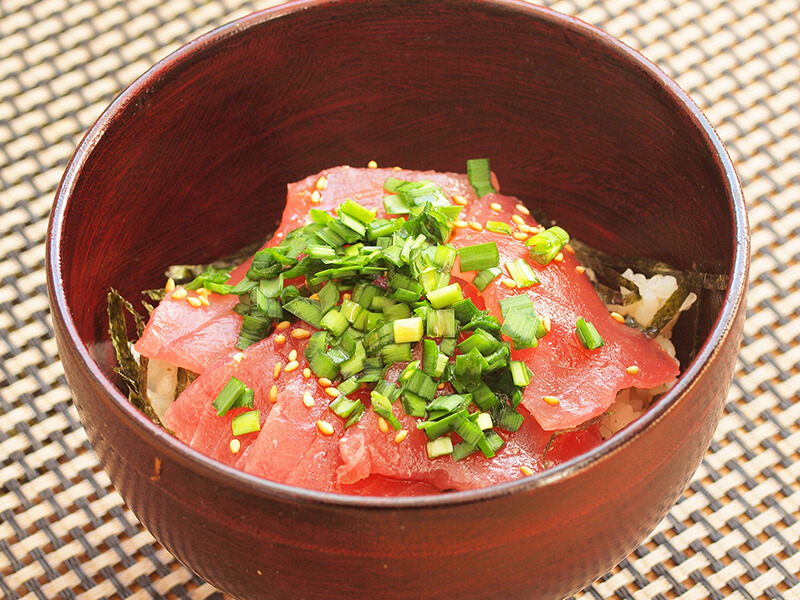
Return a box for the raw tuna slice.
[134,290,242,374]
[449,192,679,430]
[163,324,309,467]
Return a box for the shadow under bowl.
[47,1,749,599]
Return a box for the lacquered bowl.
[47,1,748,599]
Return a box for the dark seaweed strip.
[107,289,163,427]
[645,279,692,337]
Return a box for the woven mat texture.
[1,0,798,598]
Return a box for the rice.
[598,269,696,439]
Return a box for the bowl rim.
[47,0,749,510]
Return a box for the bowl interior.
[52,0,742,471]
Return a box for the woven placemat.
[1,0,797,598]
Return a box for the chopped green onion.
[320,308,349,337]
[427,283,463,308]
[381,343,412,364]
[466,158,497,197]
[506,259,540,288]
[231,410,261,436]
[576,317,604,350]
[526,225,570,265]
[473,267,502,292]
[426,436,454,458]
[282,297,323,329]
[393,317,424,343]
[370,391,401,430]
[476,412,493,431]
[426,309,456,338]
[510,360,532,387]
[501,312,540,350]
[458,242,499,272]
[485,221,512,235]
[212,376,247,416]
[340,198,376,224]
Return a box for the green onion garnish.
[426,436,454,458]
[576,317,604,350]
[212,376,248,416]
[458,242,500,272]
[427,283,464,309]
[231,409,261,436]
[466,158,497,197]
[505,259,540,288]
[526,225,570,265]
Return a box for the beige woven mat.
[1,0,798,598]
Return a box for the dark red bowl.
[47,1,748,599]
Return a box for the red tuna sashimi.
[134,289,242,374]
[163,324,310,467]
[449,192,679,430]
[337,403,603,491]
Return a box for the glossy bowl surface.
[47,1,748,599]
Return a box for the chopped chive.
[473,267,503,292]
[426,309,456,338]
[526,226,570,265]
[427,283,463,309]
[466,158,497,197]
[485,221,512,235]
[426,436,454,458]
[393,317,424,343]
[320,308,349,337]
[506,259,540,288]
[510,360,532,386]
[458,242,499,272]
[231,410,261,436]
[576,317,604,350]
[501,312,540,350]
[212,376,247,416]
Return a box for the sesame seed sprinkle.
[554,252,564,262]
[197,287,211,297]
[171,288,187,300]
[274,334,286,344]
[233,353,244,364]
[310,190,322,204]
[501,278,517,289]
[468,221,483,231]
[325,387,340,398]
[284,360,300,373]
[454,220,468,228]
[273,362,282,379]
[230,439,241,454]
[453,195,468,206]
[564,243,575,254]
[543,315,552,332]
[511,214,525,226]
[520,465,533,476]
[186,296,202,307]
[315,176,328,190]
[395,430,408,443]
[512,231,528,241]
[378,417,389,434]
[515,204,531,216]
[197,295,210,306]
[576,265,586,274]
[518,223,532,233]
[342,292,352,301]
[316,420,334,435]
[269,385,278,403]
[165,278,176,293]
[610,311,625,323]
[276,321,291,331]
[367,160,378,168]
[318,377,332,387]
[303,391,315,407]
[302,367,311,378]
[490,202,502,212]
[543,395,560,406]
[291,328,311,339]
[288,349,298,361]
[626,365,640,375]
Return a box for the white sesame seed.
[490,202,502,212]
[303,391,315,407]
[377,417,389,434]
[269,385,278,403]
[284,360,300,372]
[315,176,328,190]
[626,365,640,375]
[453,195,468,206]
[233,352,244,364]
[171,288,187,300]
[276,320,291,331]
[543,315,551,332]
[230,439,241,454]
[318,377,332,387]
[186,296,202,307]
[395,430,408,443]
[197,295,210,306]
[512,231,528,241]
[468,221,483,231]
[554,252,564,262]
[454,220,468,228]
[164,278,176,293]
[310,190,322,204]
[543,395,560,406]
[576,265,586,274]
[274,334,286,344]
[302,367,311,379]
[511,214,525,226]
[325,387,340,398]
[291,328,311,339]
[367,160,378,168]
[520,465,533,476]
[564,243,575,254]
[288,349,298,361]
[515,204,531,216]
[197,287,211,297]
[610,312,625,323]
[273,362,282,379]
[316,420,335,435]
[501,278,517,289]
